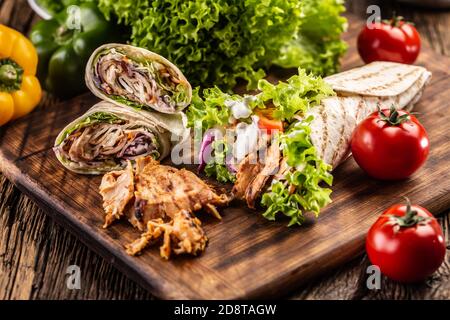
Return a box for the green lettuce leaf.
[204,140,236,183]
[261,118,333,226]
[57,112,121,144]
[274,0,348,76]
[187,87,235,133]
[97,0,304,90]
[255,68,335,121]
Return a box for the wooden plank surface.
[1,0,449,300]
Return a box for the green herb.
[110,95,147,110]
[204,140,236,183]
[261,118,333,226]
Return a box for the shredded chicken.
[232,139,281,208]
[57,122,159,170]
[244,141,281,208]
[95,50,181,112]
[99,161,135,228]
[99,156,229,259]
[126,210,208,259]
[233,150,264,200]
[129,158,229,230]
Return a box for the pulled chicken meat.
[126,210,207,259]
[99,156,229,259]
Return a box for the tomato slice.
[257,114,283,134]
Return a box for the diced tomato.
[257,114,283,134]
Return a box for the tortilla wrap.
[54,101,188,174]
[308,61,432,168]
[85,44,192,114]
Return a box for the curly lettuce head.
[275,0,348,75]
[98,0,347,90]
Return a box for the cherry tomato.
[257,114,284,134]
[366,199,446,283]
[357,15,421,64]
[351,106,429,180]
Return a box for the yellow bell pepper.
[0,24,41,126]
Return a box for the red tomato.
[357,16,421,64]
[351,106,429,180]
[257,114,284,134]
[366,199,446,283]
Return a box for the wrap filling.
[54,112,162,170]
[92,48,187,113]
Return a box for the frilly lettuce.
[261,118,333,226]
[98,0,303,90]
[255,69,335,121]
[186,87,235,133]
[204,140,236,183]
[187,69,333,132]
[97,0,346,90]
[257,70,334,225]
[275,0,348,76]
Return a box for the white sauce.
[225,96,255,120]
[233,116,260,162]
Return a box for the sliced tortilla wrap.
[85,44,192,114]
[307,61,432,169]
[54,101,188,174]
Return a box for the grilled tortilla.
[86,44,192,114]
[311,61,432,168]
[54,102,188,174]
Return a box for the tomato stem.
[378,105,411,126]
[386,197,430,229]
[383,12,414,28]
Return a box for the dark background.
[0,0,449,299]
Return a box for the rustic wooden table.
[0,0,449,300]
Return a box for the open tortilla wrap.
[232,62,432,218]
[85,44,192,114]
[54,101,188,174]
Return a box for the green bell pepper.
[30,3,126,98]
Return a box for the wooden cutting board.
[1,15,449,299]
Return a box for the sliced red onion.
[198,131,215,173]
[226,160,237,173]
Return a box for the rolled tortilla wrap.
[308,61,432,168]
[54,101,188,174]
[85,44,192,114]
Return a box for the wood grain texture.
[0,0,449,300]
